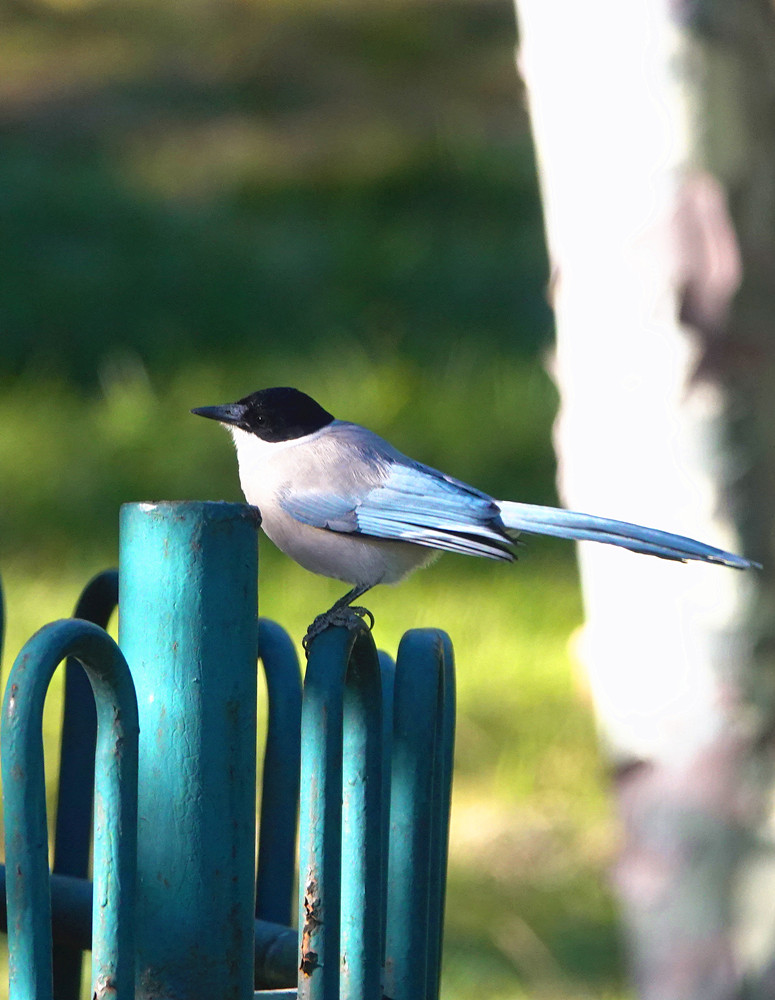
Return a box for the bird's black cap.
[191,387,335,442]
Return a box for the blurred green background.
[0,0,628,996]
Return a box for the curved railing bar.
[378,650,396,850]
[298,624,383,1000]
[425,631,455,1000]
[256,618,303,931]
[377,648,396,972]
[340,632,385,1000]
[1,618,139,1000]
[54,569,119,1000]
[383,628,455,1000]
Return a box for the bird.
[192,386,759,650]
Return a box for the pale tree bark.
[514,2,775,998]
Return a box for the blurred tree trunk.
[514,1,775,997]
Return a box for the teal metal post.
[1,619,139,1000]
[119,501,259,1000]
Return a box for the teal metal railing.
[2,620,139,1000]
[0,501,455,999]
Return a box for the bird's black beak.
[190,402,248,427]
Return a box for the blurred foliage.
[0,0,549,388]
[0,0,629,996]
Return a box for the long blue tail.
[497,501,759,570]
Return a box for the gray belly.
[260,508,435,587]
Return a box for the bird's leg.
[302,585,374,656]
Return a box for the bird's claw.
[302,605,375,657]
[348,605,375,630]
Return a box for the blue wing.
[277,430,758,571]
[280,461,516,561]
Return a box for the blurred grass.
[0,0,630,996]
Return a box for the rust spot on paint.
[300,948,319,976]
[300,877,322,976]
[92,974,118,999]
